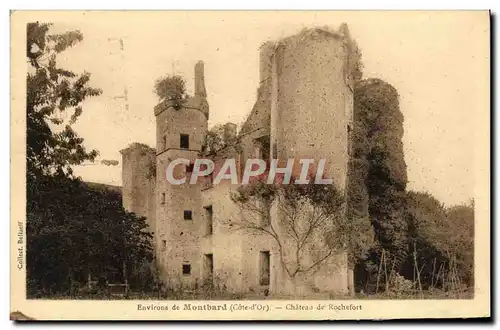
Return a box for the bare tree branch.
[231,181,346,279]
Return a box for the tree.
[354,79,408,272]
[404,192,474,289]
[154,75,186,110]
[348,79,408,293]
[27,22,104,295]
[26,23,154,296]
[230,179,346,278]
[201,124,241,157]
[346,114,375,291]
[27,22,101,180]
[27,178,153,296]
[346,89,374,267]
[444,202,474,286]
[404,191,449,289]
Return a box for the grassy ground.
[36,288,473,300]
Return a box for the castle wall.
[201,183,245,293]
[120,143,156,233]
[239,231,275,295]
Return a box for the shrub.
[154,75,186,110]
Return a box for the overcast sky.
[44,11,488,206]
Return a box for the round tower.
[267,26,354,295]
[270,27,353,189]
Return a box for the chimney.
[194,60,207,98]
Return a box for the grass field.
[35,288,473,301]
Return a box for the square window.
[161,193,166,205]
[180,134,189,149]
[184,210,193,221]
[182,264,191,275]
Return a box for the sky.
[44,11,488,206]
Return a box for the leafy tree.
[444,202,474,286]
[346,89,373,267]
[201,124,241,157]
[346,115,375,292]
[351,77,474,293]
[404,192,474,289]
[27,22,101,180]
[27,178,153,296]
[154,75,186,100]
[404,191,449,288]
[154,75,186,110]
[353,78,408,281]
[26,23,154,296]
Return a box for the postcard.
[10,10,490,321]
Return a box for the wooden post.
[413,242,423,297]
[376,250,383,293]
[348,268,355,297]
[123,260,128,295]
[383,250,389,292]
[431,257,436,288]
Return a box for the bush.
[154,75,186,103]
[389,274,414,297]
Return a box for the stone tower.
[269,27,353,190]
[267,26,354,295]
[153,61,209,288]
[120,143,156,233]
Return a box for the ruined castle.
[120,25,355,297]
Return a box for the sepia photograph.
[10,10,490,320]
